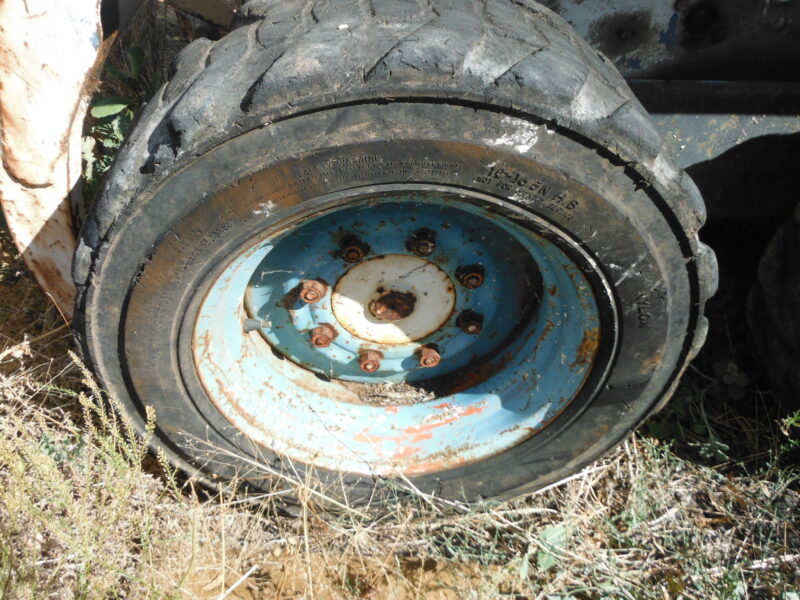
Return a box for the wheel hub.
[369,291,416,322]
[194,188,613,476]
[331,254,455,344]
[240,195,546,384]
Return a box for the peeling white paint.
[0,0,102,316]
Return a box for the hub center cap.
[331,254,455,344]
[369,290,417,321]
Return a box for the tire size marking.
[634,287,665,329]
[475,164,579,220]
[314,156,463,183]
[254,154,464,206]
[265,154,465,200]
[634,291,652,328]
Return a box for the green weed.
[82,47,143,202]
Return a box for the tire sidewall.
[84,102,697,502]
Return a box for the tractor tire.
[73,0,717,507]
[748,205,800,407]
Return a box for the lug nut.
[310,323,337,348]
[456,264,485,289]
[359,349,383,373]
[412,239,435,256]
[340,235,370,263]
[299,279,327,303]
[417,346,441,368]
[406,228,436,257]
[457,310,484,335]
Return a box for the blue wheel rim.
[192,188,614,476]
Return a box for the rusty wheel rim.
[191,187,615,476]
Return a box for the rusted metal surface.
[310,323,337,348]
[358,349,382,373]
[571,327,601,371]
[193,189,611,477]
[456,310,483,335]
[416,346,441,369]
[406,228,436,257]
[369,290,417,322]
[299,279,327,303]
[456,264,485,289]
[330,254,455,345]
[0,0,102,317]
[339,234,369,263]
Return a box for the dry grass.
[1,363,797,600]
[0,220,798,599]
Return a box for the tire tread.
[748,205,800,403]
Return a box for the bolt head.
[369,290,417,322]
[456,265,485,289]
[343,246,365,262]
[463,273,484,288]
[417,347,441,368]
[412,241,435,256]
[242,318,264,332]
[300,279,327,303]
[457,310,484,335]
[311,333,331,347]
[406,228,436,257]
[310,324,336,348]
[359,350,383,373]
[339,235,370,263]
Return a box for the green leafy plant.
[536,524,567,572]
[82,47,143,201]
[781,410,800,450]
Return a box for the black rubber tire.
[748,204,800,406]
[73,0,717,506]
